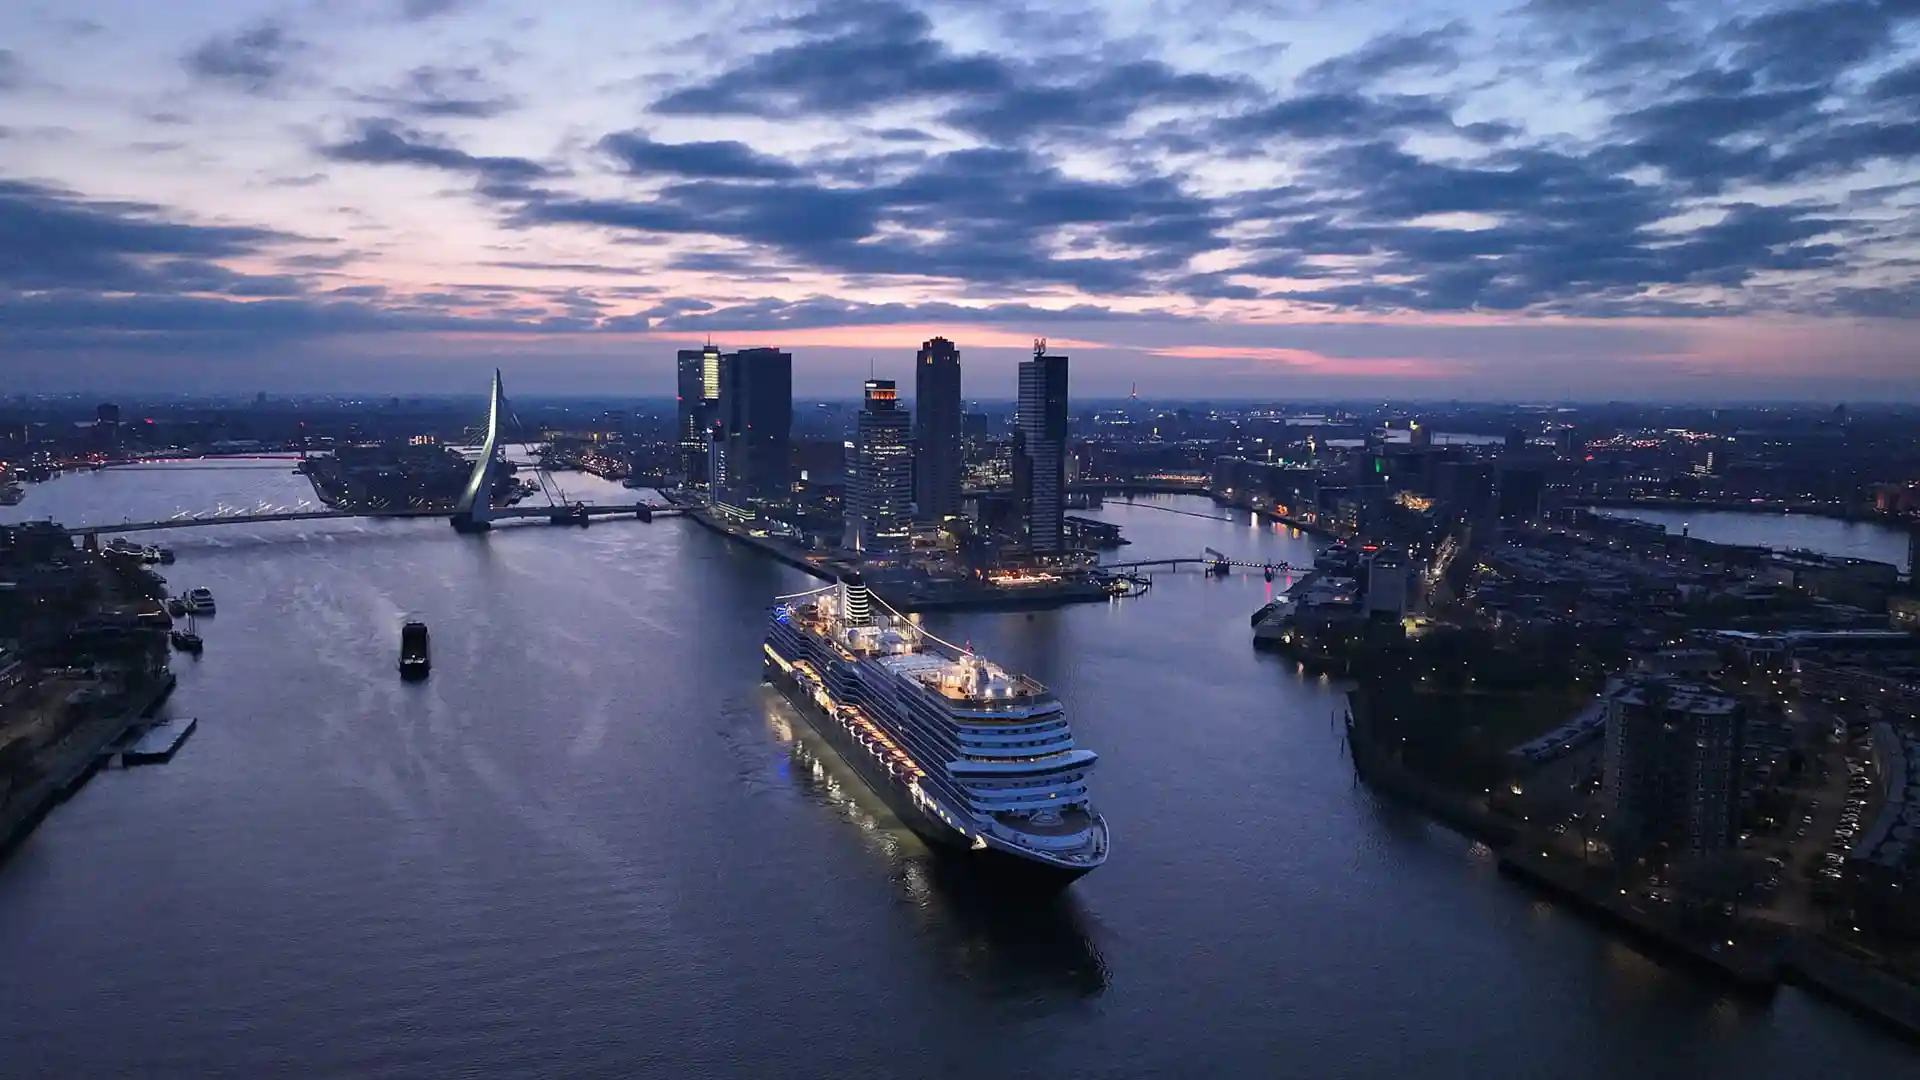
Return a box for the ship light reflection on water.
[987,570,1060,586]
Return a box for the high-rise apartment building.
[1602,676,1743,861]
[1015,341,1069,553]
[844,379,913,553]
[913,337,962,523]
[714,347,792,516]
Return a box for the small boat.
[165,596,187,617]
[399,621,430,679]
[104,538,142,558]
[153,546,176,564]
[184,587,216,615]
[170,614,203,654]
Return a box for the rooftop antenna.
[1034,337,1047,359]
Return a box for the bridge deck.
[69,503,677,535]
[1106,556,1309,571]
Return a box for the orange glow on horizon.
[1148,345,1453,378]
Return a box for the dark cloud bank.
[6,0,1919,360]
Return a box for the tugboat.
[170,614,204,654]
[399,621,430,679]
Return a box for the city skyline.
[3,1,1920,399]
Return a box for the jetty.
[122,717,198,765]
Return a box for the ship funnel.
[839,572,872,626]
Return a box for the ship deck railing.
[993,807,1096,838]
[918,673,1053,709]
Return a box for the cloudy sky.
[2,0,1918,400]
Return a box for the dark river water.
[1598,507,1911,572]
[1,467,1912,1078]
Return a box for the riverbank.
[1208,492,1341,538]
[1345,687,1920,1037]
[0,669,176,861]
[1342,690,1516,846]
[1496,848,1780,992]
[1784,938,1920,1040]
[1586,498,1895,525]
[683,510,836,581]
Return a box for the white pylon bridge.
[62,370,680,539]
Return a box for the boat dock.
[122,717,198,765]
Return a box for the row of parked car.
[1815,755,1879,883]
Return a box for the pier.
[122,717,198,765]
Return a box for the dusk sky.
[2,0,1918,400]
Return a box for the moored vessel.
[764,574,1107,887]
[399,621,430,679]
[184,587,216,615]
[170,614,203,654]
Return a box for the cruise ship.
[764,574,1108,886]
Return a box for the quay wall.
[0,670,176,861]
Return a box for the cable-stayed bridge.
[61,371,680,539]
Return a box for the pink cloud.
[1147,344,1458,379]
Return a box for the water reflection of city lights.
[760,691,1108,998]
[765,692,914,864]
[902,861,931,904]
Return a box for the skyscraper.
[1016,340,1069,553]
[675,349,706,484]
[913,337,962,523]
[675,345,720,488]
[715,347,792,516]
[844,379,913,553]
